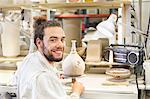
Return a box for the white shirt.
[15,51,80,99]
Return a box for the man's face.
[41,26,65,62]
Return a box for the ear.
[36,38,43,48]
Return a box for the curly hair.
[33,18,61,47]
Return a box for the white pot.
[143,60,150,84]
[0,21,20,57]
[62,40,85,76]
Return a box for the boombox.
[103,44,144,65]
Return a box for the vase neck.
[70,40,77,54]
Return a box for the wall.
[134,0,150,31]
[134,0,150,55]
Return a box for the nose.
[56,40,65,48]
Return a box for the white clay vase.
[0,20,20,57]
[62,40,85,76]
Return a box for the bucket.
[143,60,150,84]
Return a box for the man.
[15,18,84,99]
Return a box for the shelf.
[0,1,131,10]
[39,2,120,9]
[39,1,130,9]
[0,4,22,10]
[0,56,24,62]
[55,14,110,18]
[85,61,128,66]
[0,62,17,70]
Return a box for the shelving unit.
[0,1,131,10]
[38,2,122,9]
[0,1,131,70]
[0,2,144,99]
[0,1,131,39]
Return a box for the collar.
[36,51,57,72]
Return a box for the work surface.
[0,73,138,99]
[62,74,138,99]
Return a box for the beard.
[43,53,63,62]
[42,44,63,62]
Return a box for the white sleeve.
[70,92,80,99]
[32,72,80,99]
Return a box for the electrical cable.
[143,69,146,98]
[135,71,139,97]
[144,14,150,48]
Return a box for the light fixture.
[83,14,117,44]
[96,14,117,38]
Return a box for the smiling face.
[36,26,66,62]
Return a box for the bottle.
[62,40,85,76]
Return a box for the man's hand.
[72,80,84,96]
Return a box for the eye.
[49,38,57,42]
[61,38,65,42]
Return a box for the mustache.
[43,45,63,51]
[51,47,64,51]
[52,48,63,51]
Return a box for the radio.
[104,44,144,65]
